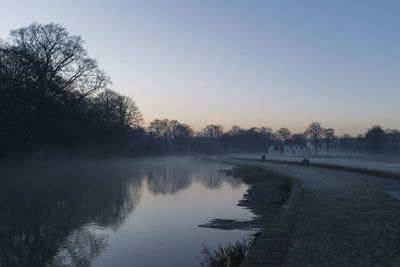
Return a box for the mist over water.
[0,4,399,266]
[0,157,252,267]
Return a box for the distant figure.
[261,155,266,162]
[302,158,306,166]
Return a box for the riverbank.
[239,168,302,267]
[199,165,294,231]
[196,157,301,266]
[220,157,400,266]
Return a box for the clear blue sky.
[1,0,399,135]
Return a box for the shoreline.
[199,157,303,266]
[239,172,302,266]
[199,165,293,231]
[220,157,400,266]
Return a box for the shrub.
[200,239,250,267]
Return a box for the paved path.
[224,158,400,266]
[228,153,400,176]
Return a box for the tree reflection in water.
[144,159,242,195]
[0,158,242,266]
[0,160,142,267]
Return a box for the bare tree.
[174,123,194,139]
[168,120,188,151]
[202,124,224,139]
[9,23,110,100]
[365,125,386,154]
[291,133,307,146]
[229,125,242,136]
[168,120,181,139]
[94,89,143,128]
[202,124,224,153]
[340,134,353,154]
[276,128,291,141]
[386,129,400,155]
[324,128,335,155]
[354,134,364,153]
[260,127,272,136]
[174,123,193,152]
[148,119,171,145]
[94,90,118,124]
[148,119,193,152]
[305,122,324,155]
[0,23,146,156]
[116,95,143,128]
[275,128,291,154]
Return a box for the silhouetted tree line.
[302,123,400,156]
[1,24,399,158]
[219,126,274,153]
[0,23,143,157]
[186,123,400,156]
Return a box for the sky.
[1,0,399,135]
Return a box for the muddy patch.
[199,166,292,230]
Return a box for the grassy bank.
[200,164,295,267]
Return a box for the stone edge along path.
[240,175,303,267]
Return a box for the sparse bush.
[200,239,251,267]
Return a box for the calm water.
[0,157,253,266]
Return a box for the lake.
[0,157,253,266]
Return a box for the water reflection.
[145,160,241,195]
[0,158,246,266]
[147,164,192,195]
[50,225,108,266]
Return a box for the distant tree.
[221,126,242,152]
[276,128,291,142]
[94,89,142,128]
[260,127,273,138]
[291,133,307,146]
[229,125,242,136]
[148,119,171,138]
[354,134,364,153]
[118,96,143,128]
[305,122,324,155]
[168,120,193,152]
[260,127,274,148]
[365,125,387,154]
[340,134,353,154]
[148,119,171,149]
[323,128,335,155]
[202,124,224,139]
[168,120,180,138]
[174,123,193,139]
[148,119,193,152]
[220,125,274,153]
[202,124,224,153]
[386,129,400,155]
[275,128,291,154]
